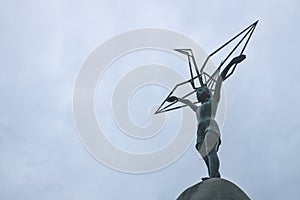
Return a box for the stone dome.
[177,178,250,200]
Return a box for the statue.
[166,55,246,179]
[155,21,258,181]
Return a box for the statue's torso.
[196,98,220,136]
[196,99,212,124]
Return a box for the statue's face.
[196,87,210,102]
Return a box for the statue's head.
[196,86,210,102]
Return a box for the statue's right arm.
[177,97,198,112]
[166,96,197,112]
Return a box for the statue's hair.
[196,86,211,101]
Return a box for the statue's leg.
[207,148,220,178]
[205,131,221,178]
[203,155,211,177]
[196,141,210,176]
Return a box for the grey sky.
[1,0,300,199]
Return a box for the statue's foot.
[202,172,221,181]
[201,177,210,181]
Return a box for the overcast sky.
[1,0,300,199]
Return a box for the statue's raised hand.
[166,96,178,102]
[231,54,246,65]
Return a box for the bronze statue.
[166,55,246,179]
[155,21,258,180]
